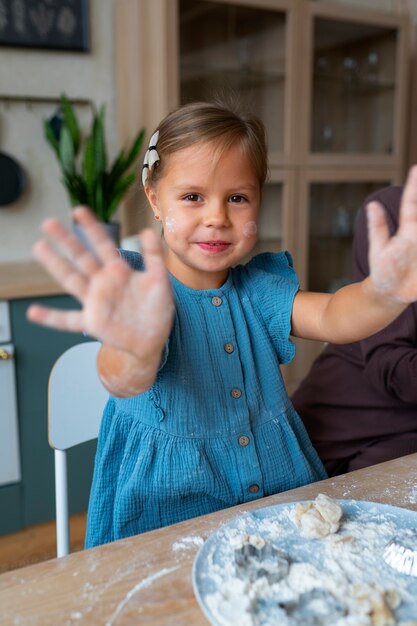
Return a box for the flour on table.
[195,495,417,626]
[172,535,204,551]
[407,485,417,504]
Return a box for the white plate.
[192,499,417,625]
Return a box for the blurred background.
[0,0,416,568]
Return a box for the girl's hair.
[146,100,268,189]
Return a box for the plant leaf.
[123,128,145,170]
[44,96,143,219]
[60,94,81,156]
[59,126,75,176]
[82,134,95,208]
[107,128,145,188]
[43,119,60,158]
[103,127,145,218]
[107,149,127,189]
[93,105,107,178]
[95,177,104,221]
[62,173,87,207]
[113,173,136,194]
[103,173,136,221]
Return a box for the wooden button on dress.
[239,435,250,447]
[211,296,222,307]
[231,388,242,399]
[248,484,260,494]
[224,343,234,353]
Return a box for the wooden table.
[1,453,417,626]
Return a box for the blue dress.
[85,251,327,548]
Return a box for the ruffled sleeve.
[240,251,299,364]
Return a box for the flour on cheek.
[243,221,258,238]
[164,209,177,233]
[165,216,176,233]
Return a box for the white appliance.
[0,300,21,485]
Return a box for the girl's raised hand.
[367,165,417,304]
[27,207,174,360]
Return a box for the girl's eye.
[183,194,202,202]
[229,195,247,203]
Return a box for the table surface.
[1,453,417,626]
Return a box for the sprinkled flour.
[408,486,417,505]
[172,535,205,551]
[194,497,417,626]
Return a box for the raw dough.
[348,583,402,626]
[291,493,343,538]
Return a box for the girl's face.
[145,140,261,290]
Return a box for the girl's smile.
[145,140,261,290]
[195,241,231,253]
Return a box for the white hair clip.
[142,130,160,186]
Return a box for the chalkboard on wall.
[0,0,90,51]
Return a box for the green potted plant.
[43,94,145,246]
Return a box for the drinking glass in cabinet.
[312,17,397,154]
[179,0,287,153]
[307,181,389,293]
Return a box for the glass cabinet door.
[312,17,398,154]
[307,181,390,292]
[179,0,287,154]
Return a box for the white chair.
[48,341,108,557]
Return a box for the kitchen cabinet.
[117,0,409,392]
[0,292,94,536]
[0,301,20,489]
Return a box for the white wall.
[0,0,117,263]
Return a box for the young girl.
[28,101,417,548]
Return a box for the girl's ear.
[144,184,159,219]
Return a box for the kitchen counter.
[0,261,65,299]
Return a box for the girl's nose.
[203,202,231,227]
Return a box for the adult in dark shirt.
[292,185,417,476]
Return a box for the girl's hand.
[27,207,174,360]
[368,165,417,304]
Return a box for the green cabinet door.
[0,295,99,535]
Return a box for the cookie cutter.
[383,532,417,577]
[233,538,289,584]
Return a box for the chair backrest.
[48,341,108,557]
[49,341,108,450]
